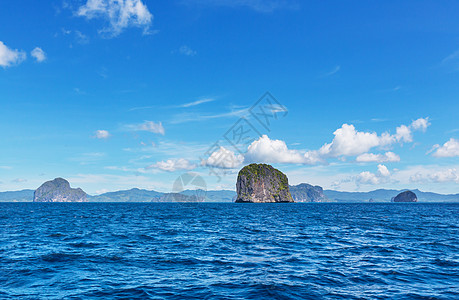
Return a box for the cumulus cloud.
[94,129,111,139]
[410,168,459,184]
[77,0,153,37]
[356,152,400,163]
[147,158,196,172]
[245,135,312,164]
[431,138,459,157]
[31,47,46,62]
[356,164,391,185]
[126,121,165,135]
[0,41,26,67]
[305,118,430,161]
[411,117,430,132]
[429,169,459,183]
[201,146,244,169]
[314,124,392,158]
[201,118,429,169]
[395,124,412,143]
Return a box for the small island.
[235,163,294,203]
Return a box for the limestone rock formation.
[34,178,87,202]
[235,164,294,203]
[392,190,417,202]
[290,183,329,202]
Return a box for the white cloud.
[306,118,430,161]
[410,168,459,184]
[179,45,197,56]
[147,158,196,172]
[356,152,400,163]
[431,138,459,157]
[77,0,153,37]
[94,129,111,139]
[201,146,244,169]
[356,164,391,185]
[393,118,430,143]
[0,41,26,67]
[31,47,46,62]
[429,169,459,183]
[315,124,390,157]
[179,98,214,107]
[200,118,429,171]
[411,117,430,132]
[395,124,412,143]
[245,135,310,164]
[126,121,165,135]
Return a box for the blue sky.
[1,0,458,194]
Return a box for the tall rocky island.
[392,190,417,202]
[34,178,87,202]
[235,163,294,203]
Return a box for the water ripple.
[0,203,458,299]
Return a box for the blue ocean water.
[0,203,458,299]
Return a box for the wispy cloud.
[179,45,197,56]
[70,152,106,165]
[170,107,250,124]
[441,49,459,71]
[125,121,165,135]
[75,30,90,44]
[321,65,340,77]
[94,130,111,139]
[12,178,27,183]
[442,49,459,64]
[129,97,215,111]
[179,98,215,108]
[182,0,299,13]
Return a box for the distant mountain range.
[0,189,34,202]
[1,186,458,203]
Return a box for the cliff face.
[34,178,87,202]
[392,190,417,202]
[290,183,329,202]
[235,164,294,203]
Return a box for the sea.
[1,203,458,299]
